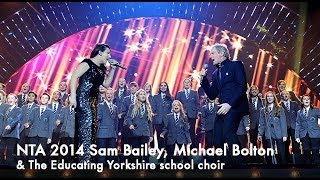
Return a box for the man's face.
[250,86,259,96]
[59,82,67,91]
[302,96,310,106]
[22,83,30,93]
[210,47,223,65]
[105,89,114,102]
[281,91,290,101]
[118,78,126,88]
[53,91,60,101]
[183,79,191,89]
[130,85,138,94]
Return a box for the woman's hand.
[69,94,77,108]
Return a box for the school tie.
[140,104,145,116]
[28,104,32,110]
[109,104,113,114]
[285,101,290,111]
[53,104,57,113]
[131,95,134,104]
[22,94,26,103]
[185,90,190,99]
[119,89,123,98]
[175,113,179,126]
[252,98,257,110]
[40,108,45,117]
[303,108,308,119]
[268,106,272,118]
[162,94,166,106]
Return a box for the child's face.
[172,101,181,113]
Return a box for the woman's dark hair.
[300,94,314,109]
[158,81,172,100]
[90,44,110,58]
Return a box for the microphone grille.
[203,64,208,69]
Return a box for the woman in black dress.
[70,44,117,162]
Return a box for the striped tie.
[53,104,57,113]
[22,94,26,104]
[109,104,113,114]
[175,114,179,126]
[285,102,290,111]
[303,108,308,119]
[40,108,45,117]
[162,94,166,106]
[186,90,190,99]
[253,98,257,110]
[268,106,272,118]
[140,104,145,116]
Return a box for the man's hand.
[283,137,287,142]
[217,103,231,115]
[149,137,153,142]
[199,68,208,81]
[5,125,11,130]
[55,120,61,126]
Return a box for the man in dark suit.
[58,81,69,104]
[200,43,249,166]
[276,80,300,103]
[280,90,301,164]
[176,77,200,148]
[97,87,118,164]
[17,83,30,107]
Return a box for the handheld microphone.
[203,64,208,70]
[108,59,127,70]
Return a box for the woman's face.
[28,93,36,103]
[101,48,111,64]
[137,91,146,102]
[160,83,167,92]
[266,92,275,104]
[144,84,152,93]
